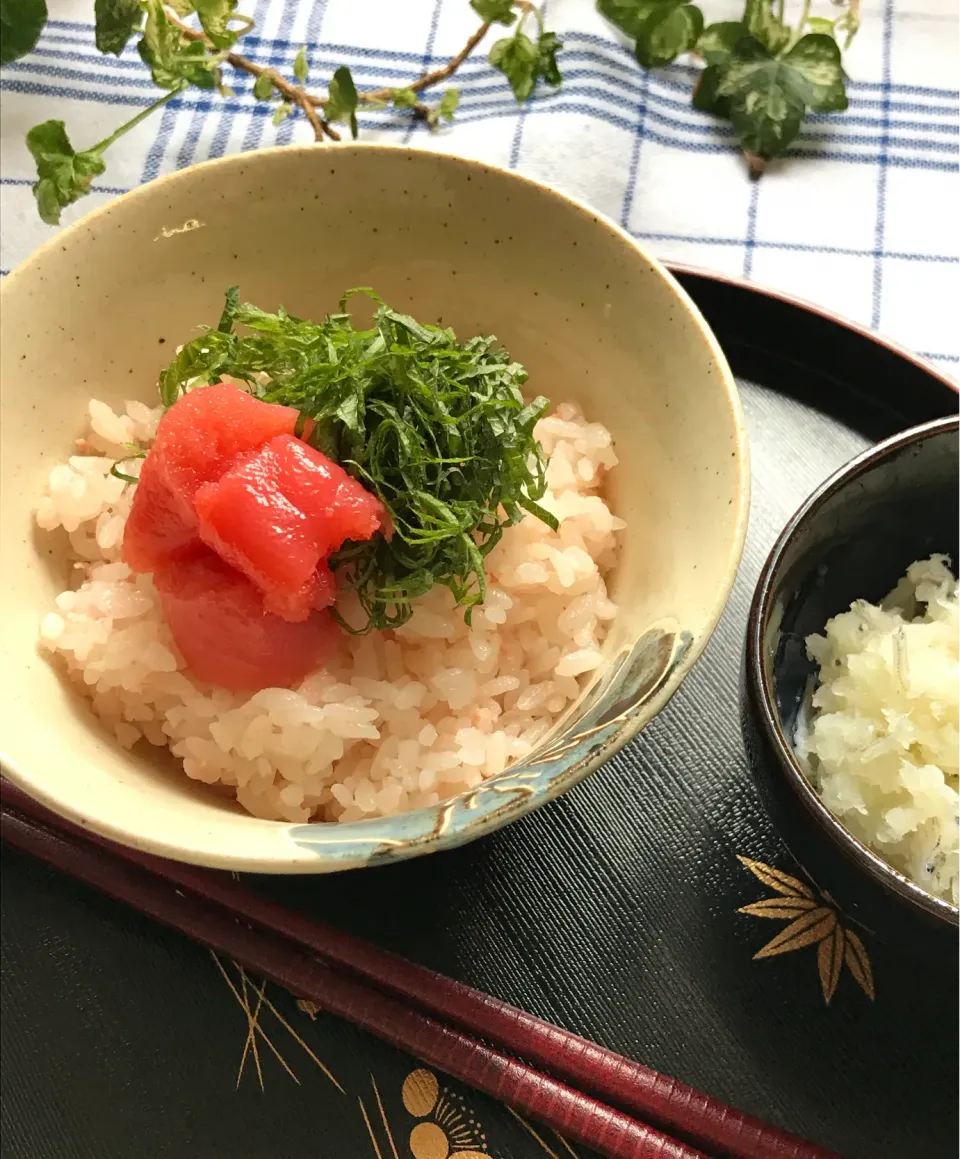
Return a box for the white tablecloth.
[2,0,957,376]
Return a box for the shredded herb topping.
[158,288,557,631]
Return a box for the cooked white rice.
[36,397,623,823]
[797,556,959,904]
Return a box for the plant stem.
[163,5,497,135]
[166,12,340,139]
[361,20,492,102]
[90,85,185,154]
[785,0,813,50]
[509,0,543,42]
[298,82,327,142]
[776,0,785,23]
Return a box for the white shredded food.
[36,398,623,824]
[797,556,959,904]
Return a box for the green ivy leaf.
[783,33,848,112]
[272,101,293,126]
[716,35,807,159]
[697,20,745,65]
[0,0,48,65]
[635,1,703,69]
[293,44,308,84]
[742,0,790,55]
[470,0,516,25]
[193,0,238,50]
[692,63,730,118]
[537,29,563,87]
[490,32,538,101]
[596,0,659,39]
[25,120,106,225]
[138,0,220,89]
[252,72,274,100]
[327,65,359,138]
[392,86,418,109]
[806,17,834,36]
[93,0,141,55]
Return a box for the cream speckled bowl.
[0,145,748,872]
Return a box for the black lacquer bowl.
[743,414,960,958]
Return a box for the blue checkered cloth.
[2,0,957,374]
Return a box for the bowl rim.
[0,143,750,872]
[746,413,960,926]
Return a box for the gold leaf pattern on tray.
[817,924,846,1005]
[736,857,876,1004]
[737,897,820,920]
[842,927,877,1002]
[736,855,816,899]
[751,906,837,958]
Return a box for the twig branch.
[361,21,491,103]
[297,80,330,142]
[165,7,494,137]
[168,14,339,138]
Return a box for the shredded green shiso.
[158,288,557,631]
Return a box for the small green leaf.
[806,17,834,36]
[327,64,359,138]
[537,29,563,87]
[272,102,292,126]
[0,0,48,65]
[392,86,418,109]
[426,87,460,128]
[470,0,516,25]
[783,33,848,112]
[25,120,106,225]
[697,20,745,65]
[293,44,308,84]
[742,0,790,55]
[217,285,240,332]
[93,0,141,55]
[490,32,538,102]
[437,87,460,121]
[33,177,62,224]
[635,1,703,69]
[252,72,274,100]
[596,0,658,39]
[692,63,730,118]
[193,0,238,50]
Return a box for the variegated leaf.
[753,906,837,958]
[843,927,876,1001]
[738,897,820,920]
[736,855,814,899]
[817,923,845,1004]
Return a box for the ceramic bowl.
[0,145,748,873]
[743,415,959,954]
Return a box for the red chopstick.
[1,780,838,1159]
